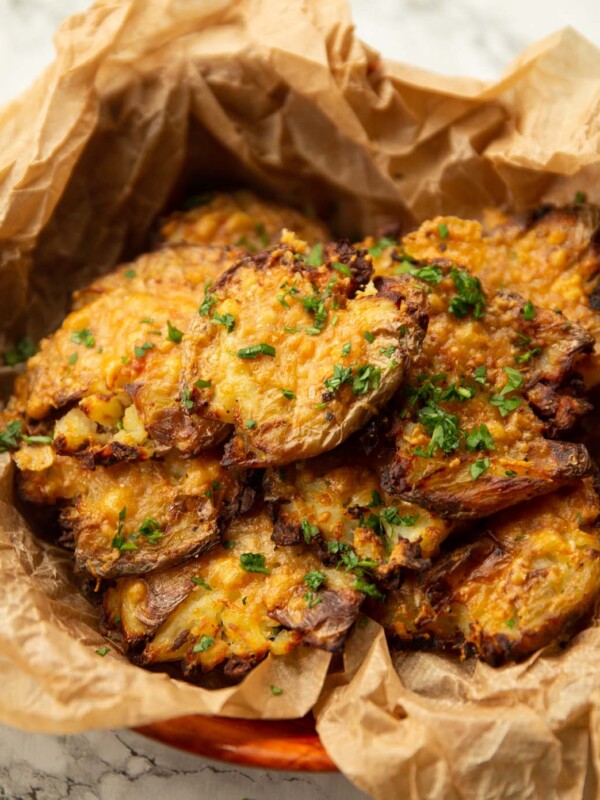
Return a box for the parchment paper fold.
[1,2,600,796]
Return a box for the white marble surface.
[1,1,600,799]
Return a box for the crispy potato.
[104,507,363,678]
[376,478,600,665]
[371,258,593,519]
[264,443,452,578]
[72,244,244,309]
[17,448,247,579]
[181,235,427,468]
[159,190,330,251]
[25,290,229,459]
[398,208,600,387]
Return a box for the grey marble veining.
[1,1,600,799]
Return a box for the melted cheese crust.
[160,190,330,250]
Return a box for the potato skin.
[16,448,246,579]
[103,507,362,678]
[159,190,330,250]
[376,478,600,665]
[181,237,427,468]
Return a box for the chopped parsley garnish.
[240,552,270,574]
[414,402,462,457]
[363,331,375,343]
[191,576,212,590]
[332,261,351,277]
[304,571,326,591]
[470,457,491,480]
[505,618,517,629]
[514,347,541,364]
[305,242,323,267]
[523,300,536,320]
[137,517,164,544]
[112,507,137,552]
[352,364,381,395]
[194,378,211,388]
[199,282,217,317]
[123,268,136,280]
[574,191,586,204]
[353,576,385,601]
[361,507,419,539]
[438,222,449,239]
[473,365,488,385]
[192,635,215,653]
[342,342,352,356]
[71,328,95,349]
[368,490,383,507]
[95,646,111,657]
[411,264,444,285]
[305,592,323,607]
[498,366,523,395]
[21,434,53,445]
[305,326,322,336]
[0,420,22,452]
[505,469,518,477]
[255,222,270,246]
[270,685,284,696]
[281,388,296,400]
[380,345,396,358]
[181,386,194,410]
[324,364,353,393]
[301,519,319,544]
[134,342,155,359]
[490,395,523,417]
[465,424,495,452]
[3,336,37,366]
[237,343,276,359]
[243,419,257,430]
[167,320,184,343]
[367,236,396,257]
[449,267,485,319]
[212,311,236,332]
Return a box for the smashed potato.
[104,507,362,678]
[17,448,246,579]
[377,479,600,665]
[159,190,330,251]
[181,236,427,467]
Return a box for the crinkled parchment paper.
[1,1,600,796]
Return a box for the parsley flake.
[134,342,155,359]
[212,311,236,332]
[240,552,270,574]
[470,457,491,480]
[237,343,276,359]
[71,328,95,349]
[304,571,326,591]
[523,300,536,320]
[449,267,485,319]
[167,320,184,343]
[281,388,296,400]
[301,519,319,544]
[270,685,284,696]
[193,635,215,653]
[95,646,111,657]
[191,576,212,590]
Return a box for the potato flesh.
[104,508,362,676]
[377,479,600,664]
[159,190,330,250]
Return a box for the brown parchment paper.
[2,0,600,795]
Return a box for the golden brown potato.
[398,208,600,388]
[104,507,363,678]
[72,244,245,310]
[181,234,427,468]
[371,257,593,519]
[264,443,452,578]
[24,289,228,460]
[16,447,247,579]
[159,190,330,251]
[376,478,600,665]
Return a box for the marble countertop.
[1,1,600,798]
